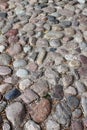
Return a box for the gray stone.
[16,69,29,78]
[72,108,82,118]
[5,102,25,126]
[53,102,71,126]
[0,101,7,112]
[13,59,27,68]
[49,39,61,47]
[0,53,12,66]
[67,96,80,111]
[46,119,60,130]
[24,120,41,130]
[62,74,73,88]
[31,79,49,97]
[2,120,11,130]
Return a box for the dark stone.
[67,96,80,111]
[50,48,57,52]
[0,92,2,101]
[0,12,7,18]
[0,115,3,124]
[60,20,72,27]
[4,88,21,100]
[53,85,64,100]
[80,55,87,64]
[47,15,59,24]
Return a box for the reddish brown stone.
[6,29,18,37]
[71,120,84,130]
[29,99,51,123]
[0,2,8,9]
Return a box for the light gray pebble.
[13,59,27,68]
[46,119,60,130]
[24,120,41,130]
[16,69,29,78]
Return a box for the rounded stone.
[2,120,11,130]
[72,109,82,118]
[49,39,61,47]
[46,119,60,130]
[65,86,77,95]
[29,99,51,123]
[16,69,29,78]
[5,102,25,126]
[0,66,11,76]
[24,120,41,130]
[19,79,32,90]
[0,53,12,66]
[4,88,21,100]
[67,96,80,111]
[13,59,27,68]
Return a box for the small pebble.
[24,120,41,130]
[0,66,11,76]
[13,59,27,68]
[16,69,29,78]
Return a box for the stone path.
[0,0,87,130]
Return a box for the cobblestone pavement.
[0,0,87,130]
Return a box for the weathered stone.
[20,89,39,104]
[53,102,71,126]
[0,53,12,66]
[53,85,64,100]
[62,74,73,88]
[29,99,51,123]
[72,109,82,118]
[19,79,32,90]
[24,120,41,130]
[66,95,80,111]
[46,119,60,130]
